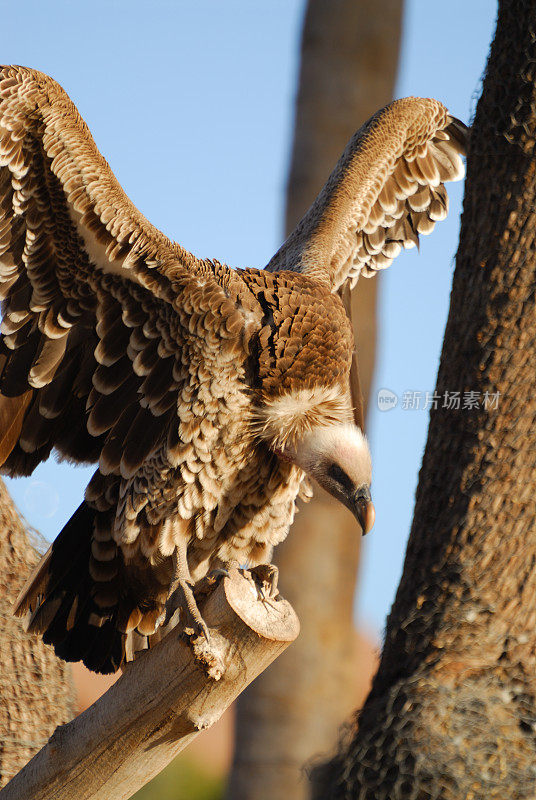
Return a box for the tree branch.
[0,569,299,800]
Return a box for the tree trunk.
[0,480,74,787]
[313,2,536,797]
[227,2,402,798]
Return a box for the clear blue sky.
[2,0,497,634]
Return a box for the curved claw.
[243,563,280,606]
[165,578,210,640]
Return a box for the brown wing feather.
[266,97,468,291]
[0,65,242,477]
[0,388,32,465]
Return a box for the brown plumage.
[0,66,467,672]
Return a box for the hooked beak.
[350,486,375,536]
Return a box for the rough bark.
[0,480,74,788]
[0,569,299,800]
[227,2,402,798]
[313,2,536,797]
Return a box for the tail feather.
[26,594,62,635]
[14,501,164,674]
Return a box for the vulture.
[0,66,467,673]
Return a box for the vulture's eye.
[327,463,354,494]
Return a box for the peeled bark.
[227,2,402,798]
[313,2,536,797]
[0,480,74,787]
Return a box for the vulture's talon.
[166,578,210,640]
[247,563,280,603]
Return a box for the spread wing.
[0,65,244,476]
[265,97,467,291]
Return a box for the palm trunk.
[0,480,74,787]
[227,2,402,798]
[313,1,536,797]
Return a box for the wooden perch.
[0,569,299,800]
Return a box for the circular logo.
[376,388,398,412]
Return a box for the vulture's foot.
[166,578,210,640]
[165,568,228,679]
[245,563,280,608]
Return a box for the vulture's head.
[255,387,375,535]
[285,422,375,535]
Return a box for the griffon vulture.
[0,67,466,672]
